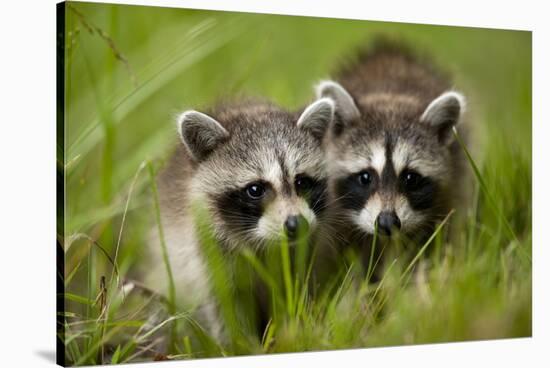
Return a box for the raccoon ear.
[420,91,466,145]
[297,98,335,140]
[177,110,229,161]
[315,80,361,122]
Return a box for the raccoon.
[143,98,334,341]
[314,41,466,264]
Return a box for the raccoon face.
[316,81,465,236]
[177,99,334,249]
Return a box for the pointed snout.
[284,215,308,239]
[376,211,401,236]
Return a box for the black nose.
[285,215,301,239]
[376,211,401,236]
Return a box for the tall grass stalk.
[453,128,518,243]
[280,235,295,316]
[147,161,177,350]
[193,204,245,350]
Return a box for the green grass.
[59,2,531,365]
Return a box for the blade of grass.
[147,160,177,351]
[280,235,294,316]
[240,249,282,300]
[183,336,193,358]
[296,246,317,319]
[400,210,455,282]
[147,161,176,312]
[67,16,248,163]
[453,128,521,246]
[64,322,82,364]
[369,258,398,314]
[65,260,82,287]
[326,265,354,318]
[64,292,95,306]
[75,312,187,366]
[181,314,225,357]
[366,221,379,282]
[294,222,310,286]
[109,161,146,288]
[111,345,122,364]
[193,203,243,347]
[65,233,121,280]
[261,319,276,352]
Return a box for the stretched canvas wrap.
[56,1,532,366]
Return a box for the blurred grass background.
[60,1,531,365]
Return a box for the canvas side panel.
[56,2,66,367]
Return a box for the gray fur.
[315,81,360,122]
[317,41,467,249]
[297,97,335,140]
[144,99,329,343]
[178,110,229,161]
[420,91,466,144]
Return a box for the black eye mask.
[398,170,438,211]
[335,169,379,211]
[297,176,328,216]
[213,182,270,234]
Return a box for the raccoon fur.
[143,97,334,342]
[314,40,467,270]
